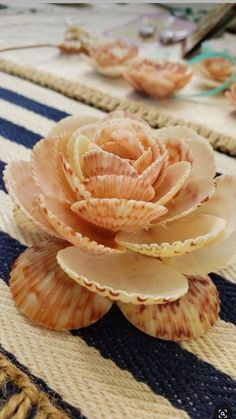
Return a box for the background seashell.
[71,199,167,232]
[83,175,155,201]
[116,213,226,257]
[118,275,220,341]
[10,240,112,330]
[57,246,188,304]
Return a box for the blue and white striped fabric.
[0,71,235,419]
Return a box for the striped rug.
[0,69,235,419]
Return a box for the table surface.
[0,4,236,142]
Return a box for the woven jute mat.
[0,61,235,419]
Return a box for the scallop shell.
[70,134,91,180]
[133,148,152,174]
[49,114,101,136]
[82,54,128,78]
[57,246,188,304]
[53,133,76,202]
[160,137,193,166]
[13,205,49,242]
[118,275,220,341]
[71,199,167,232]
[82,149,138,178]
[155,126,216,181]
[154,161,191,204]
[4,160,57,236]
[10,240,112,330]
[197,174,236,237]
[83,175,155,201]
[139,152,167,185]
[59,153,91,200]
[157,178,215,225]
[31,136,68,201]
[116,213,226,257]
[39,195,123,255]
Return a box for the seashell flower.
[226,80,236,107]
[193,57,234,88]
[123,59,192,98]
[83,40,139,77]
[4,111,236,340]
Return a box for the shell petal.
[157,178,215,224]
[83,175,155,201]
[70,134,91,180]
[59,153,91,200]
[49,114,101,136]
[71,199,167,232]
[155,126,216,181]
[139,152,167,185]
[31,136,68,201]
[39,195,123,255]
[118,275,220,341]
[4,161,57,236]
[53,132,76,202]
[57,247,188,304]
[10,240,112,330]
[116,214,226,257]
[163,230,236,276]
[82,149,138,178]
[197,174,236,236]
[133,148,152,174]
[13,205,49,242]
[154,161,191,204]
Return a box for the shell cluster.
[193,57,234,88]
[4,111,236,340]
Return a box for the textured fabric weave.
[0,70,235,419]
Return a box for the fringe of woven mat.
[0,355,68,418]
[0,58,235,157]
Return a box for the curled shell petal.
[71,199,167,232]
[118,275,220,341]
[154,161,191,204]
[116,214,226,257]
[133,148,153,174]
[10,240,112,330]
[59,153,91,200]
[82,149,138,178]
[83,175,155,201]
[39,195,123,254]
[57,246,188,304]
[4,161,57,237]
[139,152,167,185]
[157,178,215,224]
[49,115,101,136]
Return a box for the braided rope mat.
[0,66,235,419]
[0,58,236,157]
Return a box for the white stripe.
[0,98,54,136]
[0,72,103,117]
[0,136,31,162]
[0,280,188,419]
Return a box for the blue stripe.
[75,306,236,419]
[0,87,69,122]
[211,273,236,324]
[0,160,7,192]
[0,117,40,148]
[0,344,85,418]
[0,232,26,284]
